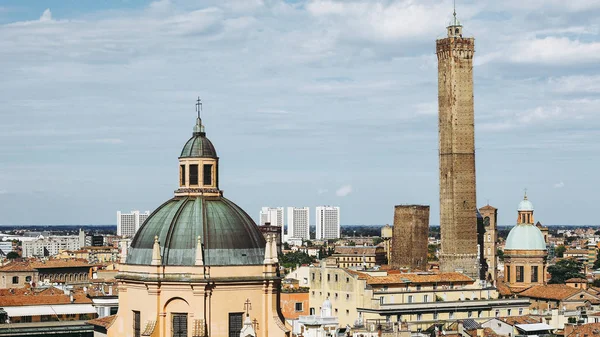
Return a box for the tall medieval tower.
[437,10,479,279]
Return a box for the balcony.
[298,315,338,325]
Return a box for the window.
[11,276,19,284]
[312,273,315,281]
[189,164,199,185]
[531,266,539,282]
[335,293,338,299]
[311,291,315,296]
[310,308,315,315]
[519,308,523,315]
[180,165,186,186]
[25,276,32,282]
[449,312,454,319]
[416,285,421,291]
[295,302,303,312]
[407,295,413,303]
[468,311,472,318]
[516,266,524,282]
[423,295,429,302]
[346,310,349,315]
[507,266,511,281]
[228,313,243,337]
[203,164,212,185]
[507,309,512,316]
[346,277,350,283]
[327,274,330,282]
[495,310,500,317]
[346,294,350,300]
[417,314,422,321]
[433,312,438,320]
[172,314,187,337]
[133,311,141,337]
[335,274,338,282]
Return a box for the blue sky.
[0,0,599,226]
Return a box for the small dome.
[127,196,266,266]
[505,224,546,250]
[180,133,217,158]
[322,298,332,310]
[518,195,534,211]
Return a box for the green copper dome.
[127,196,266,266]
[179,117,217,158]
[504,224,546,251]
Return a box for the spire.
[151,235,162,266]
[195,236,204,266]
[524,188,528,200]
[453,0,458,26]
[446,0,462,37]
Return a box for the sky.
[0,0,599,227]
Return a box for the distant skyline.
[1,1,599,226]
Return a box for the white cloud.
[548,75,600,94]
[553,181,565,189]
[510,37,600,65]
[317,188,328,195]
[39,9,52,22]
[335,185,352,197]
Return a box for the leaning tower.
[437,11,479,278]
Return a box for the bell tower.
[437,6,478,279]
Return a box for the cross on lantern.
[252,318,259,331]
[195,97,202,119]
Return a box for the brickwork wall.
[436,36,479,278]
[391,205,429,270]
[480,206,498,283]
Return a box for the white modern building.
[22,233,83,258]
[259,207,284,227]
[315,206,340,240]
[116,210,150,237]
[286,207,310,241]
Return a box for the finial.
[195,235,204,266]
[154,235,158,243]
[244,299,252,317]
[524,188,528,200]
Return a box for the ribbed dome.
[127,196,266,266]
[505,224,546,251]
[180,133,217,158]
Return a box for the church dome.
[504,224,546,251]
[127,196,266,266]
[127,103,265,266]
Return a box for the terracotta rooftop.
[566,278,588,283]
[480,205,497,210]
[565,249,590,255]
[0,287,92,306]
[566,323,600,337]
[483,327,503,337]
[364,272,473,285]
[334,246,380,255]
[0,259,94,272]
[87,315,116,329]
[498,315,541,325]
[519,284,582,301]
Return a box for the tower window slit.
[189,164,198,185]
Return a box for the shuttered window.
[172,313,187,337]
[133,311,140,337]
[228,313,243,337]
[203,164,212,186]
[189,165,198,185]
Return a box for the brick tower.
[391,205,429,270]
[436,9,478,278]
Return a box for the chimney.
[69,291,74,303]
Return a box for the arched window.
[12,276,19,284]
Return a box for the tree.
[373,237,384,245]
[555,245,566,258]
[348,241,356,247]
[497,248,504,261]
[279,251,315,269]
[593,256,600,270]
[6,251,19,259]
[283,242,290,250]
[548,258,585,284]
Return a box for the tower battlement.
[436,38,475,60]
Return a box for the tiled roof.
[480,205,497,210]
[566,323,600,337]
[87,315,116,328]
[365,272,473,285]
[0,259,93,272]
[498,316,541,325]
[565,249,589,255]
[496,281,513,296]
[566,278,588,283]
[334,246,379,255]
[519,284,582,300]
[0,288,92,306]
[483,327,503,337]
